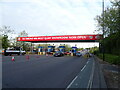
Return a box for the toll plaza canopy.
[17,34,102,43]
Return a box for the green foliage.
[95,1,120,55]
[65,44,71,51]
[18,30,28,37]
[99,33,120,55]
[2,35,9,49]
[95,1,120,36]
[89,46,99,54]
[77,48,84,51]
[0,26,14,36]
[0,26,15,49]
[97,53,120,65]
[0,36,2,49]
[17,30,30,51]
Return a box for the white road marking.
[81,65,86,71]
[86,61,89,64]
[66,76,78,89]
[66,59,93,89]
[87,60,95,89]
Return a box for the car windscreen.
[55,51,61,53]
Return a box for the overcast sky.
[0,0,112,48]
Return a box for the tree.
[94,0,120,36]
[77,48,84,51]
[94,1,120,55]
[16,30,31,51]
[18,30,28,37]
[0,26,14,36]
[64,44,71,51]
[2,35,9,49]
[0,26,14,49]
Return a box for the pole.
[102,0,105,61]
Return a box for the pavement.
[94,55,120,73]
[94,55,120,89]
[92,56,107,88]
[2,54,107,89]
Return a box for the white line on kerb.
[81,65,86,71]
[66,76,78,89]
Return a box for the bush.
[97,53,120,65]
[94,50,99,56]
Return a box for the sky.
[0,0,112,48]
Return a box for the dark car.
[54,51,64,57]
[76,52,82,57]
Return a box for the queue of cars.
[2,46,85,57]
[76,52,82,57]
[64,51,71,55]
[53,51,82,57]
[53,51,64,57]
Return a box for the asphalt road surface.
[2,54,107,89]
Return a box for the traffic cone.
[12,56,15,61]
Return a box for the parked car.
[76,52,82,57]
[54,51,64,57]
[64,51,71,55]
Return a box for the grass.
[97,53,120,65]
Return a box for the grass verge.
[97,53,120,65]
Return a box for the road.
[2,54,107,89]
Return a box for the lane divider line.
[66,76,78,89]
[66,58,92,89]
[87,59,95,89]
[81,65,86,71]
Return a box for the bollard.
[12,56,15,61]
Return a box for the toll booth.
[38,46,44,55]
[59,45,65,53]
[47,45,55,54]
[71,46,77,56]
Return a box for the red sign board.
[17,34,102,42]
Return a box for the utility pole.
[102,0,105,61]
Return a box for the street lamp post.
[102,0,105,61]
